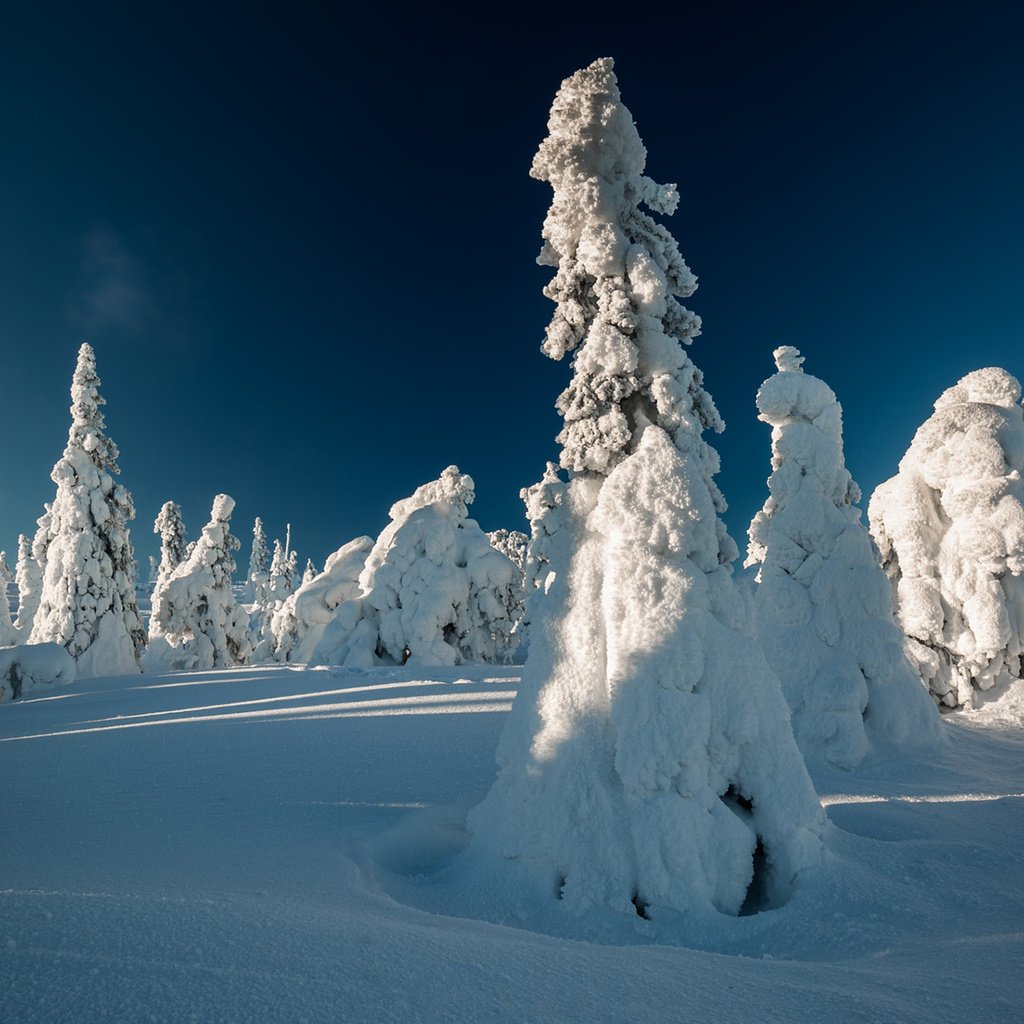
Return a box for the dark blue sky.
[1,2,1021,571]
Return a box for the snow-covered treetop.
[772,345,805,373]
[67,342,119,471]
[933,366,1021,411]
[153,500,186,580]
[388,465,475,521]
[530,56,723,489]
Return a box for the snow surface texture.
[746,347,940,767]
[269,535,374,663]
[1,663,1020,1024]
[467,60,824,922]
[29,343,145,677]
[0,642,75,702]
[869,368,1024,709]
[311,467,523,669]
[148,494,252,670]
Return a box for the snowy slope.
[1,666,1022,1023]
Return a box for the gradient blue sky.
[1,2,1021,571]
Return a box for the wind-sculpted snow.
[0,642,75,701]
[29,343,145,677]
[466,61,824,922]
[310,467,522,668]
[869,368,1024,709]
[747,347,940,766]
[0,550,16,645]
[148,494,252,670]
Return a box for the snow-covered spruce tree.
[302,558,318,585]
[268,539,289,603]
[29,344,146,676]
[467,60,824,921]
[310,467,523,667]
[246,517,270,604]
[148,494,252,670]
[745,347,939,767]
[153,500,186,584]
[14,533,42,635]
[869,368,1024,709]
[270,536,374,663]
[0,551,16,645]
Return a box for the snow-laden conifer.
[268,539,289,603]
[310,467,522,667]
[14,533,41,636]
[29,344,145,676]
[153,501,186,583]
[270,537,373,663]
[869,368,1024,709]
[246,517,270,604]
[467,60,824,920]
[0,551,16,645]
[746,347,939,766]
[148,494,252,669]
[302,559,317,586]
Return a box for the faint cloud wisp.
[71,228,154,335]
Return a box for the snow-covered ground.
[1,665,1021,1023]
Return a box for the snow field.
[0,665,1021,1023]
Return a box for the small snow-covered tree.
[148,494,252,669]
[487,530,528,573]
[270,537,374,663]
[869,368,1024,709]
[153,500,186,583]
[310,467,523,667]
[745,347,939,767]
[467,60,823,921]
[286,548,298,593]
[30,344,146,676]
[302,558,318,585]
[14,533,42,636]
[0,551,16,645]
[268,539,289,603]
[245,517,270,604]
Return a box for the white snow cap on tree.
[0,551,16,645]
[29,343,145,677]
[14,533,42,636]
[746,347,939,767]
[467,60,824,923]
[869,367,1024,709]
[148,494,252,670]
[269,537,374,663]
[310,467,523,667]
[153,501,186,583]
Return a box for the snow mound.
[747,348,940,767]
[869,367,1024,709]
[0,642,76,702]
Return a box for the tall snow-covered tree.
[29,343,146,676]
[148,494,252,669]
[467,60,824,921]
[745,347,939,767]
[246,517,270,604]
[0,551,16,645]
[153,500,186,583]
[268,539,289,603]
[309,467,523,667]
[14,533,42,635]
[869,367,1024,709]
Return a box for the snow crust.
[148,494,252,670]
[310,467,522,669]
[746,347,940,766]
[467,60,824,921]
[869,368,1024,709]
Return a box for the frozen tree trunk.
[745,347,939,767]
[468,60,824,921]
[29,344,145,676]
[869,368,1024,709]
